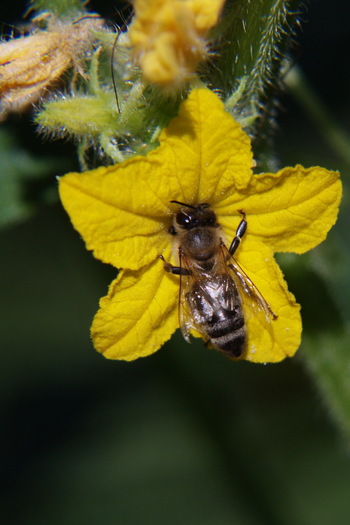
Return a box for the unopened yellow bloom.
[59,89,342,363]
[0,13,103,119]
[128,0,225,87]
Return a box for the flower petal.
[59,164,170,270]
[218,165,342,254]
[235,238,302,363]
[160,89,253,203]
[91,253,178,360]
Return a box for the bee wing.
[178,252,201,343]
[221,244,276,322]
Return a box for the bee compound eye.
[176,211,191,226]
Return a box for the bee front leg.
[158,255,191,276]
[228,210,247,256]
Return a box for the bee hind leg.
[157,255,191,276]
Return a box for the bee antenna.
[111,28,121,114]
[170,200,197,209]
[109,8,133,115]
[72,14,103,25]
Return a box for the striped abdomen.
[186,274,246,358]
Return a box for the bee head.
[170,201,218,233]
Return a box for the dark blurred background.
[1,1,350,524]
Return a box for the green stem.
[211,0,303,103]
[208,0,304,167]
[28,0,86,17]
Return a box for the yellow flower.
[59,89,342,363]
[128,0,225,88]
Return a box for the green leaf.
[309,200,350,331]
[278,229,350,442]
[0,128,66,228]
[303,328,350,441]
[303,187,350,441]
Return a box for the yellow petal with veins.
[91,252,178,360]
[218,165,341,254]
[235,238,301,363]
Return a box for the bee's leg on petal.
[157,255,191,275]
[228,210,247,256]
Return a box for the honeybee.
[160,201,276,359]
